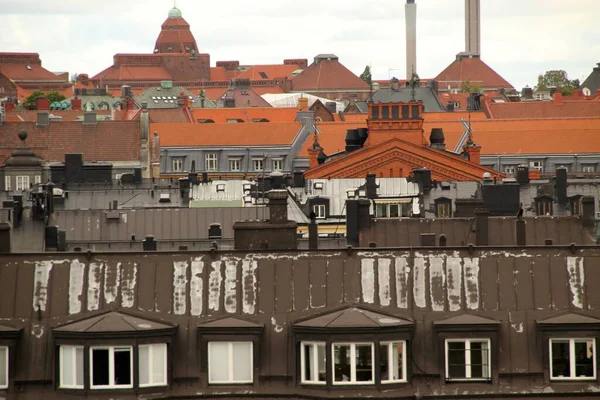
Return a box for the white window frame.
[300,341,326,385]
[313,204,326,219]
[549,338,596,381]
[89,346,134,390]
[583,165,596,173]
[381,341,407,384]
[529,161,544,173]
[253,158,264,172]
[208,341,253,384]
[59,345,84,389]
[229,157,241,172]
[34,175,42,184]
[503,165,516,175]
[16,176,29,191]
[172,158,184,172]
[205,153,218,172]
[331,342,375,385]
[138,343,168,388]
[4,176,10,192]
[444,338,491,382]
[272,158,283,171]
[0,346,8,389]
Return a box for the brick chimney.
[553,92,564,105]
[297,96,308,110]
[464,140,481,164]
[123,97,135,111]
[37,96,50,111]
[71,97,82,111]
[307,133,323,169]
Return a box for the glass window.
[436,201,452,218]
[332,343,374,385]
[60,345,84,389]
[583,165,596,173]
[4,176,10,191]
[208,342,253,384]
[371,106,380,120]
[90,346,133,389]
[272,159,283,171]
[529,161,544,173]
[253,159,264,172]
[550,338,596,380]
[301,342,326,384]
[504,165,516,175]
[313,204,326,219]
[376,203,412,218]
[380,341,407,383]
[411,105,420,119]
[445,339,491,381]
[16,176,29,191]
[381,106,389,119]
[205,153,218,171]
[0,346,8,389]
[172,158,183,172]
[535,199,553,216]
[139,343,167,387]
[34,175,42,184]
[229,158,241,172]
[391,105,399,119]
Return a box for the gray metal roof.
[54,188,188,210]
[370,87,446,112]
[134,86,216,109]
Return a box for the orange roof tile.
[93,65,173,81]
[488,100,600,119]
[210,67,229,81]
[0,63,67,82]
[192,107,299,123]
[154,122,301,147]
[148,109,189,123]
[293,59,369,91]
[435,56,513,90]
[16,87,74,101]
[250,85,286,95]
[231,64,299,80]
[198,87,228,100]
[5,109,113,122]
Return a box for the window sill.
[550,377,596,382]
[332,381,375,386]
[208,381,254,385]
[90,385,134,390]
[382,380,408,384]
[445,378,492,383]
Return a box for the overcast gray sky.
[1,0,598,90]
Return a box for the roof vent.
[106,211,120,220]
[159,193,171,203]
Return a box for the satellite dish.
[583,87,591,96]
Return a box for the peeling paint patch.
[31,324,44,339]
[361,258,375,304]
[463,258,480,310]
[413,257,427,308]
[242,260,257,314]
[173,261,189,315]
[271,316,284,333]
[68,260,85,315]
[224,260,238,314]
[87,263,104,312]
[208,261,223,312]
[567,257,585,309]
[120,263,137,308]
[395,257,409,309]
[429,256,445,312]
[190,260,204,316]
[446,258,462,312]
[32,260,53,313]
[512,323,524,333]
[378,259,391,307]
[103,262,121,305]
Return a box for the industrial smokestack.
[405,0,417,80]
[465,0,481,55]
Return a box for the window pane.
[389,204,399,218]
[303,344,313,381]
[92,349,110,386]
[113,348,131,386]
[152,344,166,384]
[391,342,403,380]
[379,344,389,381]
[209,343,229,382]
[232,342,252,382]
[447,342,466,379]
[75,347,84,387]
[61,346,74,387]
[333,344,351,382]
[575,340,594,378]
[0,347,6,387]
[316,344,326,381]
[470,341,489,378]
[355,344,373,382]
[551,340,570,378]
[139,346,150,385]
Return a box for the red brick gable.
[292,58,369,91]
[435,55,513,90]
[0,121,141,165]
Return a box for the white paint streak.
[512,323,524,333]
[87,262,103,311]
[429,256,445,312]
[463,258,480,310]
[242,260,257,314]
[271,316,284,333]
[173,261,189,315]
[68,260,85,315]
[361,258,375,304]
[208,261,223,312]
[31,324,44,339]
[413,257,427,308]
[190,259,204,316]
[395,257,410,309]
[446,257,463,312]
[32,260,53,313]
[378,259,391,307]
[567,257,585,310]
[224,260,238,314]
[120,264,137,308]
[103,262,121,305]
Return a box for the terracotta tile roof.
[0,121,141,165]
[4,109,114,122]
[210,67,229,81]
[148,109,189,123]
[154,122,302,147]
[250,85,286,95]
[16,87,73,102]
[300,122,365,157]
[231,64,299,80]
[92,65,173,81]
[435,55,513,90]
[197,87,228,100]
[341,113,368,123]
[191,107,299,123]
[292,59,370,91]
[0,63,67,82]
[488,100,600,119]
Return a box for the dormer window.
[535,195,554,216]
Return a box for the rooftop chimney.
[465,0,481,55]
[405,0,417,80]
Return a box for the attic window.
[216,184,226,192]
[313,182,324,190]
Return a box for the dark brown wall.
[1,247,600,398]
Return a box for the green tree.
[541,70,570,88]
[23,91,67,109]
[359,65,372,88]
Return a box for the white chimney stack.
[405,0,417,80]
[465,0,481,55]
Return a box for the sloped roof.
[488,100,600,119]
[231,64,298,80]
[262,93,345,112]
[537,313,600,326]
[295,307,412,329]
[0,63,67,82]
[148,109,189,123]
[210,67,229,81]
[92,65,173,81]
[221,87,272,108]
[435,55,513,90]
[197,87,228,100]
[192,107,299,123]
[53,310,175,334]
[5,109,115,122]
[16,86,73,103]
[581,63,600,94]
[153,122,301,147]
[134,86,216,109]
[0,121,141,165]
[250,85,286,95]
[434,314,501,326]
[198,316,263,329]
[371,87,446,112]
[292,58,369,91]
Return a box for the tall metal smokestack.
[405,0,417,80]
[465,0,481,55]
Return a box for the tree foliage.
[534,70,579,92]
[22,91,67,109]
[359,65,372,88]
